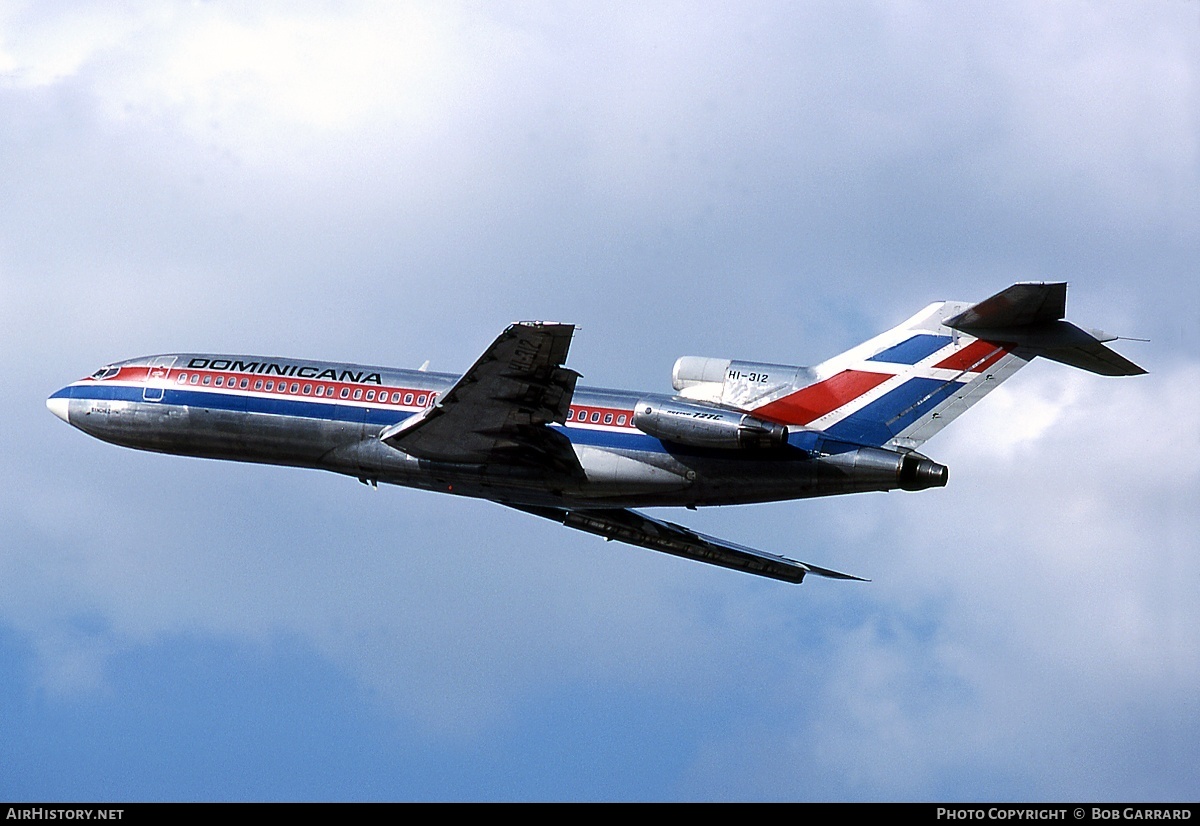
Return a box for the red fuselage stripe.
[84,365,639,426]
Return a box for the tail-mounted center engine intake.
[633,398,788,450]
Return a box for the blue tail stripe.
[825,377,964,445]
[867,334,953,365]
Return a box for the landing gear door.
[143,356,177,402]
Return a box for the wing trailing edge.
[507,504,866,584]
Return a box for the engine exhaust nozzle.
[899,454,949,491]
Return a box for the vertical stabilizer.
[734,282,1144,450]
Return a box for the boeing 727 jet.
[47,282,1144,584]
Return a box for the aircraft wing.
[380,322,584,475]
[507,504,866,584]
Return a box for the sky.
[1,0,1198,802]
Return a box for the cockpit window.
[91,366,121,380]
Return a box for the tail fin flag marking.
[727,282,1143,451]
[931,340,1010,373]
[752,370,893,427]
[866,334,954,365]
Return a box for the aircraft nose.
[46,392,70,424]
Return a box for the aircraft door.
[142,356,177,402]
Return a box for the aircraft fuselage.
[48,352,933,510]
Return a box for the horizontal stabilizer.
[946,282,1146,377]
[945,281,1067,329]
[507,504,866,584]
[1014,321,1148,376]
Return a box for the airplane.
[47,282,1145,585]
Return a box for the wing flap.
[508,504,866,584]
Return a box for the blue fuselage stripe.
[65,381,907,453]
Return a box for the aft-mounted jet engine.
[633,398,789,450]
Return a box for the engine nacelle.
[633,398,789,450]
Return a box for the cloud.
[2,0,1196,800]
[674,363,1199,799]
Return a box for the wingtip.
[801,562,871,582]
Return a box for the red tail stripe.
[753,369,892,426]
[933,340,1010,372]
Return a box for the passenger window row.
[172,373,435,406]
[566,408,628,426]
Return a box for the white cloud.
[0,2,142,87]
[682,361,1200,798]
[2,0,1196,799]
